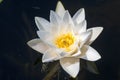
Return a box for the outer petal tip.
[99,27,104,32]
[81,46,101,61]
[34,16,50,31]
[56,1,65,17]
[60,58,80,78]
[95,27,103,32]
[56,1,65,10]
[80,8,85,13]
[73,8,85,24]
[86,27,103,45]
[35,16,38,20]
[57,1,63,6]
[27,39,49,54]
[27,39,38,48]
[35,17,40,25]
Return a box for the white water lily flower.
[27,1,103,78]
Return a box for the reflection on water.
[0,0,120,80]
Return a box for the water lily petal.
[87,27,103,44]
[72,48,81,57]
[55,1,65,18]
[50,10,62,35]
[37,30,53,42]
[60,11,74,33]
[27,39,49,54]
[63,11,74,25]
[60,57,80,78]
[81,45,101,61]
[59,42,79,57]
[50,10,61,25]
[74,20,87,34]
[37,30,49,39]
[35,17,50,31]
[79,30,92,48]
[73,8,85,25]
[42,48,61,62]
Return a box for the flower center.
[54,32,76,51]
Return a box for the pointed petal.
[58,43,78,57]
[60,57,80,78]
[27,39,49,54]
[37,30,53,42]
[63,10,73,25]
[78,20,87,33]
[81,45,101,61]
[74,20,87,34]
[87,27,103,44]
[73,8,85,25]
[72,48,81,57]
[63,11,73,25]
[79,30,92,48]
[42,48,61,62]
[35,17,50,31]
[50,10,61,25]
[55,1,65,18]
[60,11,74,33]
[37,30,49,39]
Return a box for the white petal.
[60,57,80,78]
[63,11,73,25]
[55,1,65,18]
[27,39,49,54]
[35,17,50,31]
[37,30,60,49]
[73,8,85,25]
[37,30,53,41]
[60,42,79,57]
[42,48,61,62]
[72,49,81,57]
[60,11,74,33]
[81,45,101,61]
[50,10,61,25]
[79,30,92,48]
[74,20,87,34]
[87,27,103,44]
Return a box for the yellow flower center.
[54,32,76,51]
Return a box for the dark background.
[0,0,120,80]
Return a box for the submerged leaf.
[0,0,3,4]
[43,62,60,80]
[80,59,87,70]
[86,61,99,74]
[34,58,49,72]
[41,63,49,72]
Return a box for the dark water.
[0,0,120,80]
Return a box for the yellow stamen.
[54,32,76,51]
